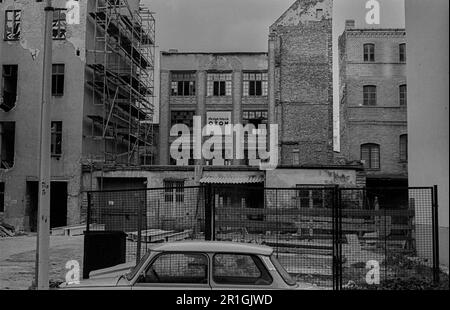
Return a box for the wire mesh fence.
[85,185,440,289]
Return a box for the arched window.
[363,43,375,62]
[400,135,408,162]
[363,85,377,106]
[361,143,380,170]
[399,84,407,106]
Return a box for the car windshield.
[125,251,153,281]
[270,255,297,286]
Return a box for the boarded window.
[361,143,380,170]
[1,65,18,112]
[51,121,62,157]
[5,10,21,40]
[363,85,377,106]
[363,43,375,62]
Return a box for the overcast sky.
[144,0,405,148]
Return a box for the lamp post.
[36,0,53,290]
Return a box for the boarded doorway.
[27,181,68,231]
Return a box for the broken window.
[0,122,15,169]
[170,111,195,130]
[53,9,67,40]
[1,65,18,112]
[52,64,65,96]
[207,73,232,97]
[363,43,375,62]
[171,72,196,96]
[4,10,21,41]
[243,72,268,97]
[0,182,4,212]
[51,121,62,157]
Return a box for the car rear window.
[270,255,296,286]
[212,254,272,286]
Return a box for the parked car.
[59,241,300,290]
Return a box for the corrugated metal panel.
[199,175,264,184]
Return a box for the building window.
[399,43,406,62]
[316,9,324,19]
[4,10,21,41]
[171,72,196,96]
[1,65,18,112]
[399,84,407,106]
[361,143,380,170]
[242,111,268,126]
[171,111,195,129]
[363,43,375,62]
[51,121,62,157]
[292,149,300,166]
[243,72,268,97]
[0,122,15,169]
[164,180,184,203]
[53,9,67,40]
[0,182,4,212]
[52,64,65,96]
[400,134,408,162]
[363,85,377,106]
[207,73,232,97]
[295,185,334,209]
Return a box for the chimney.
[345,20,355,30]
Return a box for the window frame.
[399,84,407,107]
[363,43,375,62]
[363,85,377,106]
[361,143,381,171]
[399,134,408,163]
[207,72,232,97]
[211,253,273,286]
[52,64,65,97]
[171,72,196,97]
[1,64,19,112]
[53,8,67,40]
[136,252,209,286]
[243,72,268,97]
[51,121,63,157]
[164,180,185,202]
[4,10,21,41]
[399,43,406,63]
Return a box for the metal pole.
[36,0,53,290]
[432,185,440,284]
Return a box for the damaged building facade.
[0,0,156,230]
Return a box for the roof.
[150,241,274,256]
[200,175,264,184]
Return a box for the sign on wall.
[206,111,232,132]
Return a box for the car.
[59,241,301,290]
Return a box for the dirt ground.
[0,234,84,290]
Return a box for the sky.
[143,0,405,149]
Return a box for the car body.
[59,241,300,290]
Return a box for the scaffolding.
[86,0,155,168]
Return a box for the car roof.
[150,241,274,256]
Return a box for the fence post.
[432,185,440,284]
[204,184,214,241]
[136,197,143,265]
[86,192,91,232]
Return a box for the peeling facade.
[0,0,155,230]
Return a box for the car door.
[132,252,211,290]
[209,253,276,290]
